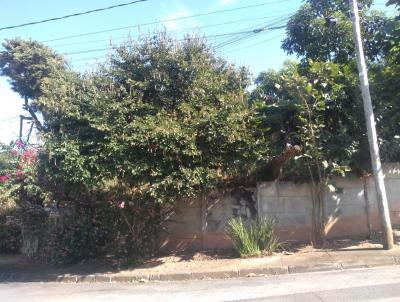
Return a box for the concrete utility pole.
[348,0,394,249]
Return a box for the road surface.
[1,266,400,302]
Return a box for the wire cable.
[42,0,292,43]
[224,33,283,54]
[212,15,288,50]
[0,0,148,31]
[61,23,287,56]
[50,12,295,48]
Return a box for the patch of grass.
[227,217,281,258]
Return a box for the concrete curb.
[0,257,399,283]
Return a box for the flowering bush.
[0,140,44,207]
[0,175,10,184]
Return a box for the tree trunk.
[310,182,325,247]
[362,174,372,238]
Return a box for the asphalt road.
[1,266,400,302]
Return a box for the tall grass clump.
[227,217,280,258]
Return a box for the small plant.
[227,217,281,258]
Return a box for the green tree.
[0,35,267,258]
[252,61,369,245]
[37,35,265,199]
[372,1,400,162]
[282,0,391,63]
[0,39,67,131]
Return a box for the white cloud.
[220,0,237,6]
[162,7,199,31]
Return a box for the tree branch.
[23,97,43,131]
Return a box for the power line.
[70,55,108,63]
[61,22,288,56]
[215,24,285,51]
[0,0,148,31]
[63,16,290,64]
[212,14,288,50]
[224,33,283,53]
[50,12,295,49]
[43,0,292,43]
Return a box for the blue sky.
[0,0,393,144]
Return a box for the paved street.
[1,266,399,302]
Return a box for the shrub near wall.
[227,217,281,258]
[19,203,120,265]
[0,217,21,254]
[18,198,161,265]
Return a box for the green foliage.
[253,60,368,181]
[282,0,391,63]
[44,206,120,265]
[253,0,400,246]
[19,203,123,265]
[0,35,267,262]
[371,13,400,162]
[0,143,47,207]
[0,0,398,259]
[0,35,265,262]
[252,60,370,245]
[0,224,21,253]
[38,34,266,203]
[0,223,21,253]
[387,0,400,10]
[227,217,281,258]
[0,38,66,101]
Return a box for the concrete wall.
[257,181,313,243]
[159,197,203,251]
[160,163,400,251]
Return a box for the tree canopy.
[1,35,266,205]
[282,0,391,63]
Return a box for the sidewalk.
[1,242,399,283]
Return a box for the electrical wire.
[0,0,149,31]
[224,33,283,54]
[49,12,295,49]
[42,0,292,43]
[61,22,288,56]
[63,15,291,67]
[212,14,289,50]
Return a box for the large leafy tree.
[282,0,391,63]
[252,61,368,245]
[37,35,266,202]
[0,35,267,257]
[0,39,67,131]
[372,0,400,161]
[254,0,399,244]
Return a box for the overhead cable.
[43,0,292,42]
[0,0,149,31]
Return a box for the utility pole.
[348,0,394,250]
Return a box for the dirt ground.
[122,237,385,275]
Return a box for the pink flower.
[15,169,24,179]
[118,201,125,209]
[11,149,19,157]
[0,175,10,184]
[22,149,38,163]
[15,140,25,149]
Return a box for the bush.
[19,203,121,265]
[18,199,161,265]
[227,217,281,258]
[0,223,21,253]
